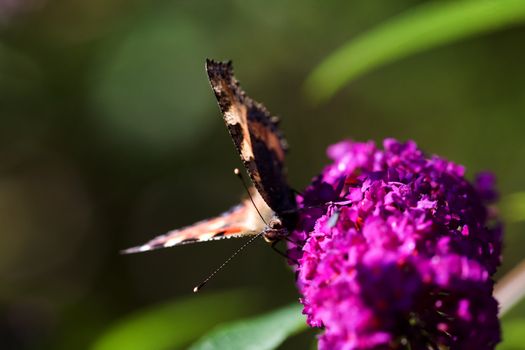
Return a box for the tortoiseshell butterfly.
[123,60,297,257]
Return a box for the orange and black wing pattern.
[205,59,296,216]
[123,190,272,254]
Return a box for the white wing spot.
[139,244,151,252]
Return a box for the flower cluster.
[288,139,502,350]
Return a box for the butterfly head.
[262,216,288,244]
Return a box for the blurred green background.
[0,0,524,349]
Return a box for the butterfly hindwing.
[205,59,296,216]
[123,189,273,253]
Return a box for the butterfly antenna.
[193,230,265,292]
[194,168,269,292]
[233,168,268,225]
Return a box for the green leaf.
[499,318,525,350]
[501,192,525,223]
[91,290,261,350]
[188,303,307,350]
[305,0,525,103]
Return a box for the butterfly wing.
[206,59,296,216]
[124,60,296,255]
[123,189,273,254]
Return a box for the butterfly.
[123,59,297,255]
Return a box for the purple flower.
[289,139,502,350]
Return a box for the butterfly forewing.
[205,59,296,216]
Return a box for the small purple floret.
[289,139,502,350]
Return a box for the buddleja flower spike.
[288,139,502,349]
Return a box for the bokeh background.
[0,1,524,349]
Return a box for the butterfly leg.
[280,235,303,248]
[291,188,303,196]
[270,240,299,265]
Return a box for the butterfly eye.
[269,217,283,230]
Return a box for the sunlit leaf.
[188,303,307,350]
[499,318,525,350]
[305,0,525,103]
[91,290,261,350]
[501,192,525,223]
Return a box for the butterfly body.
[123,59,296,254]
